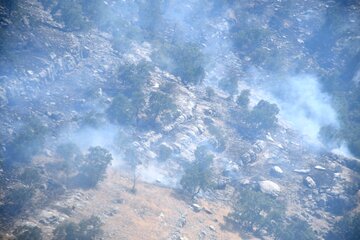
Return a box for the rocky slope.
[0,0,359,239]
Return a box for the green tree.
[107,93,137,125]
[0,186,34,219]
[219,77,238,97]
[226,188,285,235]
[52,0,87,31]
[5,118,47,165]
[326,212,360,240]
[77,147,112,188]
[137,0,163,39]
[180,146,214,198]
[147,91,176,124]
[236,89,251,109]
[275,217,316,240]
[248,100,279,130]
[0,0,19,13]
[155,43,205,86]
[53,216,102,240]
[56,143,82,182]
[13,225,43,240]
[124,148,141,193]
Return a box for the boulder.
[304,176,316,189]
[270,166,283,177]
[258,180,281,196]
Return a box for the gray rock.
[258,180,281,196]
[304,176,316,188]
[191,203,202,212]
[271,166,283,177]
[294,169,311,174]
[314,165,326,171]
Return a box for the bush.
[236,89,251,109]
[154,42,205,86]
[53,216,102,240]
[76,146,112,188]
[275,217,316,240]
[226,188,285,235]
[219,76,238,97]
[5,118,47,165]
[0,186,34,219]
[19,167,42,186]
[0,0,19,13]
[107,93,138,125]
[326,213,360,240]
[146,91,177,124]
[180,146,214,198]
[13,225,43,240]
[51,0,88,31]
[158,144,172,161]
[247,100,279,131]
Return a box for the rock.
[209,225,216,231]
[191,203,202,212]
[294,169,311,174]
[304,176,316,189]
[270,166,283,177]
[258,180,281,196]
[203,207,213,215]
[176,215,186,228]
[314,165,326,171]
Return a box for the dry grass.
[66,169,241,240]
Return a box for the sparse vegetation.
[5,118,47,165]
[226,188,285,236]
[53,216,103,240]
[326,212,360,240]
[13,225,43,240]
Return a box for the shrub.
[180,146,214,198]
[19,167,42,186]
[13,225,43,240]
[74,147,112,188]
[247,100,279,131]
[275,217,316,240]
[219,76,238,97]
[51,0,88,31]
[326,213,360,240]
[53,216,102,240]
[5,118,47,165]
[0,186,34,219]
[146,91,177,124]
[158,144,172,161]
[154,42,205,86]
[107,93,137,125]
[236,89,251,109]
[226,188,285,235]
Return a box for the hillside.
[0,0,359,239]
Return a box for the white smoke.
[270,75,338,144]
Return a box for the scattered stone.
[314,165,326,171]
[112,199,124,204]
[270,166,283,177]
[304,176,317,189]
[294,169,311,174]
[191,203,202,212]
[203,207,213,215]
[177,215,187,228]
[258,180,281,196]
[209,225,216,231]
